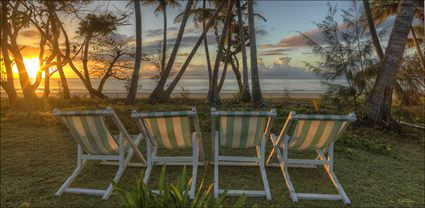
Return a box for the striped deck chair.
[131,107,204,199]
[211,108,276,200]
[266,111,356,205]
[53,107,146,200]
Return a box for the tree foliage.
[303,1,374,111]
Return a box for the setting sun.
[12,57,43,79]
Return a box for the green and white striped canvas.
[61,116,119,155]
[143,116,192,149]
[219,116,267,148]
[288,118,349,151]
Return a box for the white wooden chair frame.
[267,111,356,205]
[211,108,276,200]
[132,107,204,199]
[53,107,146,200]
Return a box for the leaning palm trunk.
[218,30,232,93]
[247,0,264,107]
[367,0,418,122]
[203,0,213,99]
[126,0,142,104]
[411,26,425,71]
[230,55,243,93]
[160,1,227,100]
[209,1,234,105]
[148,1,194,103]
[363,0,384,60]
[363,0,410,104]
[161,7,167,75]
[237,0,251,102]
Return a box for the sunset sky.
[15,0,396,79]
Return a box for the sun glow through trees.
[12,57,43,79]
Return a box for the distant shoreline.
[0,91,323,99]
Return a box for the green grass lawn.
[1,97,424,207]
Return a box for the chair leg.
[282,165,298,203]
[257,140,272,200]
[55,160,87,196]
[55,145,87,196]
[102,143,133,200]
[276,145,298,203]
[321,144,351,205]
[190,133,199,199]
[213,131,219,198]
[102,162,126,200]
[266,134,278,166]
[143,140,154,184]
[324,166,351,205]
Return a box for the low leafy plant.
[114,166,246,208]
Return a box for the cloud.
[255,28,268,37]
[261,23,351,50]
[261,29,323,49]
[138,61,209,78]
[20,29,39,38]
[95,33,135,43]
[259,56,319,78]
[142,34,215,54]
[145,26,179,37]
[259,48,292,56]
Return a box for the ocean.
[1,78,347,97]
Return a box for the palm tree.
[143,0,180,75]
[368,0,424,70]
[363,0,424,105]
[161,1,226,100]
[209,1,234,105]
[247,0,264,107]
[236,0,251,102]
[126,0,142,104]
[362,0,384,60]
[147,0,194,103]
[367,0,418,122]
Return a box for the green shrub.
[114,166,246,208]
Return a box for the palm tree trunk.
[230,55,243,93]
[162,1,226,100]
[363,0,407,103]
[411,26,425,71]
[161,6,167,75]
[363,0,385,60]
[1,1,18,102]
[217,63,228,93]
[209,1,234,105]
[126,0,142,104]
[247,0,264,107]
[148,0,193,103]
[236,0,251,102]
[203,0,213,99]
[367,0,418,122]
[218,26,232,93]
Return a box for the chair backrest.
[53,108,119,155]
[211,109,276,149]
[281,112,356,151]
[132,107,199,149]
